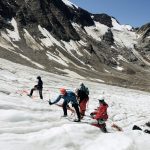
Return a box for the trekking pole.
[108,119,123,131]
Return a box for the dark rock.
[135,22,150,63]
[0,0,18,18]
[137,23,150,34]
[125,68,136,75]
[102,29,114,45]
[93,13,113,27]
[71,8,94,27]
[0,15,14,30]
[128,55,138,62]
[15,0,80,41]
[132,125,142,131]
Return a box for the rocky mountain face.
[0,0,150,92]
[136,23,150,64]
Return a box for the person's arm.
[90,108,99,117]
[50,95,62,105]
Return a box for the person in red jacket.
[75,88,89,119]
[90,96,108,133]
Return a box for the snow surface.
[111,18,137,48]
[38,25,87,66]
[19,54,45,69]
[112,29,137,49]
[114,66,124,71]
[104,69,110,73]
[62,0,78,9]
[63,69,85,79]
[62,41,85,65]
[84,21,108,41]
[75,19,136,50]
[38,25,64,49]
[0,31,19,50]
[0,33,15,51]
[6,18,21,41]
[24,29,43,50]
[46,51,69,67]
[0,58,150,150]
[112,18,133,31]
[122,25,133,31]
[63,40,83,56]
[89,78,105,83]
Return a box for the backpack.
[85,87,89,95]
[80,85,89,95]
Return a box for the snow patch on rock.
[62,0,78,9]
[6,18,21,41]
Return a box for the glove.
[90,113,95,119]
[90,113,94,116]
[49,100,53,105]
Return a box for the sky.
[70,0,150,27]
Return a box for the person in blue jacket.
[49,88,81,122]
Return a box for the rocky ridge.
[0,0,150,92]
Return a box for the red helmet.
[60,88,66,95]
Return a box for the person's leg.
[98,119,107,133]
[63,101,68,116]
[79,98,88,118]
[29,87,36,96]
[79,101,84,117]
[91,123,102,128]
[39,89,43,99]
[80,107,85,119]
[73,103,81,121]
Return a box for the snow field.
[0,58,150,150]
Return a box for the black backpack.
[80,85,89,95]
[85,87,89,95]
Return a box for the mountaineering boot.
[74,119,80,122]
[61,115,67,117]
[100,126,108,133]
[80,114,84,119]
[100,123,108,133]
[27,94,32,97]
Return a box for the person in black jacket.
[28,76,43,99]
[75,87,89,119]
